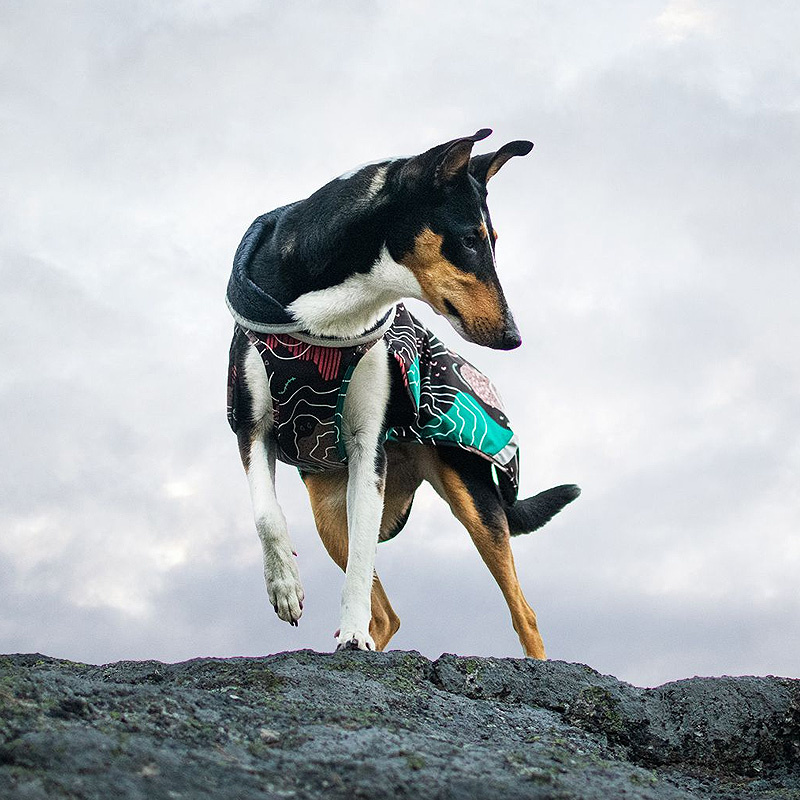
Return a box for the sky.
[1,0,798,688]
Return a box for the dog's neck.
[285,245,422,338]
[249,161,423,340]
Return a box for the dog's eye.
[461,233,478,251]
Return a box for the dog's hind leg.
[236,342,304,626]
[429,447,547,659]
[303,469,401,651]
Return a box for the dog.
[225,129,579,658]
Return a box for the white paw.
[335,629,375,652]
[265,558,304,625]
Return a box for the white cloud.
[1,0,799,686]
[655,0,717,42]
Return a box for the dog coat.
[226,213,520,512]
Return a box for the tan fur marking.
[486,161,503,182]
[304,471,400,650]
[434,455,547,659]
[401,228,505,342]
[378,444,424,542]
[485,152,517,183]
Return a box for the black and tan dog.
[226,129,579,658]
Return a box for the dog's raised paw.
[265,560,305,625]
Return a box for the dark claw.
[291,620,298,627]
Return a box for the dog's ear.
[402,129,493,190]
[434,128,493,187]
[469,140,533,185]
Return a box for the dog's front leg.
[238,345,304,625]
[337,341,390,651]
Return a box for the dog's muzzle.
[491,315,522,350]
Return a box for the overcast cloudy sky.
[1,0,798,687]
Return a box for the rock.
[258,727,281,744]
[0,651,798,799]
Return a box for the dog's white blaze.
[336,157,401,181]
[363,165,388,201]
[337,339,392,650]
[243,345,304,623]
[287,245,423,338]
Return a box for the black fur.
[250,175,394,300]
[438,446,509,541]
[438,446,580,538]
[469,140,534,184]
[374,442,388,492]
[239,129,531,352]
[506,484,582,536]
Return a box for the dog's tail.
[505,484,581,536]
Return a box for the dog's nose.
[495,318,522,350]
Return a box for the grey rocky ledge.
[1,650,798,799]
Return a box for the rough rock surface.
[1,650,798,799]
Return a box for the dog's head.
[388,129,532,350]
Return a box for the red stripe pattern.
[259,334,343,381]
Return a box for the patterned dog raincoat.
[226,212,521,515]
[227,303,519,505]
